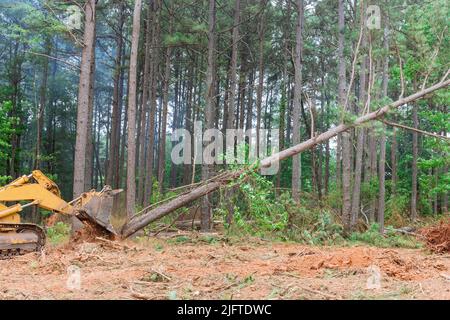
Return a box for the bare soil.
[0,234,449,300]
[420,219,450,253]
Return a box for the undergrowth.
[128,171,432,250]
[349,223,422,249]
[217,173,424,249]
[46,222,71,245]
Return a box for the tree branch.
[381,119,450,141]
[26,51,80,71]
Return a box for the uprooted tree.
[120,78,450,238]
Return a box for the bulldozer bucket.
[76,187,122,237]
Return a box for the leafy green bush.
[0,175,11,186]
[385,193,410,227]
[295,211,345,245]
[46,222,71,245]
[224,173,289,237]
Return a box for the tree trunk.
[137,3,153,205]
[292,0,303,202]
[391,120,397,195]
[125,0,143,219]
[72,0,96,230]
[34,39,50,170]
[350,2,367,230]
[256,2,266,157]
[169,60,181,188]
[411,101,419,220]
[119,57,127,189]
[106,2,125,189]
[157,33,173,194]
[226,0,239,134]
[84,25,96,192]
[201,0,217,232]
[337,0,351,229]
[73,0,96,198]
[183,62,195,185]
[144,0,161,206]
[378,25,389,233]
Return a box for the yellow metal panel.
[32,170,61,197]
[0,184,74,215]
[0,204,22,219]
[0,213,20,224]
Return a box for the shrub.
[46,222,71,245]
[349,223,421,248]
[295,211,345,245]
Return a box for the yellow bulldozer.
[0,170,121,259]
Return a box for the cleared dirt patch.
[0,235,449,300]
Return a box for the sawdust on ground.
[0,234,449,300]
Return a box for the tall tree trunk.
[245,69,255,133]
[183,62,195,185]
[144,0,161,206]
[201,0,217,231]
[276,0,291,193]
[119,57,127,189]
[256,2,266,157]
[350,2,367,230]
[378,25,389,232]
[157,30,173,194]
[73,0,95,198]
[85,26,96,192]
[32,39,51,223]
[411,101,419,220]
[34,39,50,170]
[169,60,181,188]
[311,96,321,199]
[137,3,153,205]
[338,0,351,230]
[390,119,397,195]
[291,0,303,202]
[223,0,240,224]
[44,52,58,174]
[321,72,330,195]
[126,0,143,219]
[442,108,448,213]
[227,0,239,133]
[72,0,96,230]
[106,2,125,189]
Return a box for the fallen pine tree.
[121,77,450,239]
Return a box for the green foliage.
[349,224,421,249]
[342,111,358,125]
[0,176,11,185]
[296,211,345,245]
[224,174,289,237]
[0,101,15,163]
[46,222,71,245]
[385,193,410,226]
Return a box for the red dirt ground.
[0,234,449,300]
[420,219,450,253]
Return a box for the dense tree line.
[0,0,448,233]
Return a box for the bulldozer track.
[0,223,46,260]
